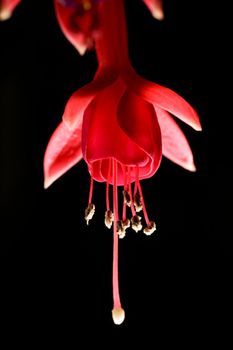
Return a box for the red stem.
[95,0,130,69]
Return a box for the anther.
[123,190,131,207]
[84,203,95,225]
[122,218,130,230]
[134,192,142,212]
[105,210,114,229]
[143,221,156,235]
[116,220,126,239]
[131,215,143,232]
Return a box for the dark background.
[0,0,231,344]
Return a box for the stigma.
[112,307,125,325]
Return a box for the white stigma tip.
[112,307,125,325]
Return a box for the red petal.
[156,108,196,171]
[117,90,162,176]
[82,79,150,184]
[143,0,164,20]
[122,67,202,131]
[44,121,82,188]
[62,68,117,129]
[89,160,106,183]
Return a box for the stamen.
[127,167,137,217]
[143,221,156,235]
[134,191,143,212]
[123,190,131,207]
[136,178,150,226]
[131,215,143,232]
[85,175,95,225]
[105,210,114,229]
[116,220,126,239]
[112,159,125,324]
[88,175,94,205]
[134,165,139,196]
[119,164,127,222]
[116,218,130,239]
[136,173,157,235]
[85,203,95,225]
[122,197,127,222]
[122,218,130,230]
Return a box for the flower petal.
[117,90,162,176]
[143,0,164,20]
[82,79,150,184]
[122,67,202,131]
[62,68,117,129]
[156,107,196,171]
[44,121,82,189]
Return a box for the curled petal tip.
[187,162,196,172]
[44,179,50,190]
[195,123,202,132]
[189,113,202,132]
[75,43,87,56]
[44,177,54,189]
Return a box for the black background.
[0,0,231,345]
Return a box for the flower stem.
[95,0,130,69]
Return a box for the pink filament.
[122,165,127,221]
[127,167,136,217]
[88,175,94,205]
[133,165,139,197]
[137,178,150,226]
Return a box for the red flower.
[0,0,21,21]
[44,0,201,325]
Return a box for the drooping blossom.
[54,0,164,55]
[54,0,100,55]
[0,0,21,21]
[44,0,201,325]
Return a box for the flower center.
[84,158,156,325]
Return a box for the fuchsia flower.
[44,0,201,325]
[0,0,21,21]
[54,0,99,55]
